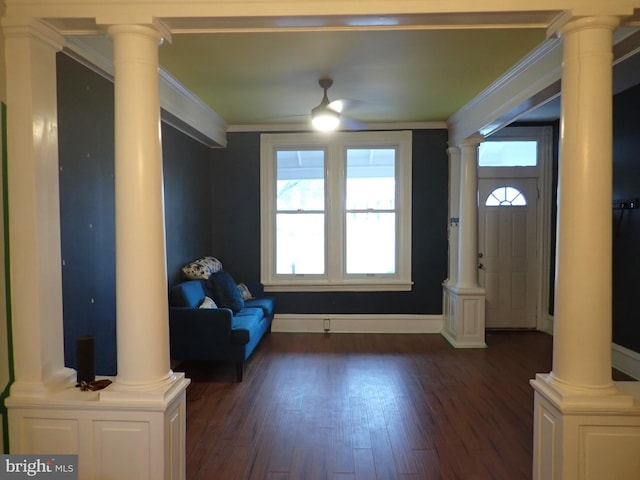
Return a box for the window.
[478,140,537,167]
[275,149,325,275]
[261,131,412,291]
[485,186,527,206]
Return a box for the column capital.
[446,145,460,158]
[102,18,171,45]
[549,13,621,38]
[459,134,484,148]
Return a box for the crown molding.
[1,17,65,51]
[63,35,227,147]
[448,36,562,146]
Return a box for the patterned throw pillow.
[237,283,254,300]
[181,256,223,280]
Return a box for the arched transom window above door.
[485,186,527,206]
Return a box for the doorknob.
[478,263,484,269]
[478,252,484,258]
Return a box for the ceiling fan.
[310,78,363,131]
[311,78,341,131]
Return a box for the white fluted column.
[551,16,620,392]
[108,24,172,388]
[445,146,461,287]
[456,136,482,289]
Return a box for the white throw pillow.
[237,283,254,300]
[199,296,218,309]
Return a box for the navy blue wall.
[210,130,449,314]
[163,126,215,286]
[613,83,640,353]
[209,132,263,284]
[58,53,117,376]
[57,53,213,375]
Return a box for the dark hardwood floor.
[177,331,554,480]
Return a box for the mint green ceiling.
[157,28,546,126]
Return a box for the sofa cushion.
[230,307,264,344]
[205,270,245,314]
[244,297,275,317]
[169,280,206,308]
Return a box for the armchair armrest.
[170,306,233,333]
[169,307,235,359]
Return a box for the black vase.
[76,335,95,385]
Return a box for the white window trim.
[260,130,413,292]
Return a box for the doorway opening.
[478,126,553,331]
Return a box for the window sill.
[263,280,413,292]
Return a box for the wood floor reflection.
[178,331,556,479]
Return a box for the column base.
[7,372,191,480]
[530,373,640,480]
[442,284,487,348]
[8,367,77,398]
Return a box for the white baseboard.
[441,329,487,349]
[539,314,554,335]
[612,343,640,380]
[532,316,639,380]
[272,313,443,334]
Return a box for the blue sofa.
[168,277,275,381]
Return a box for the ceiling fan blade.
[329,98,365,113]
[340,115,366,131]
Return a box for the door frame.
[479,125,553,333]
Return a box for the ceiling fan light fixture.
[311,105,340,131]
[311,77,340,131]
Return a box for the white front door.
[478,178,538,328]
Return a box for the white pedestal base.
[442,284,487,348]
[531,373,640,480]
[7,372,190,480]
